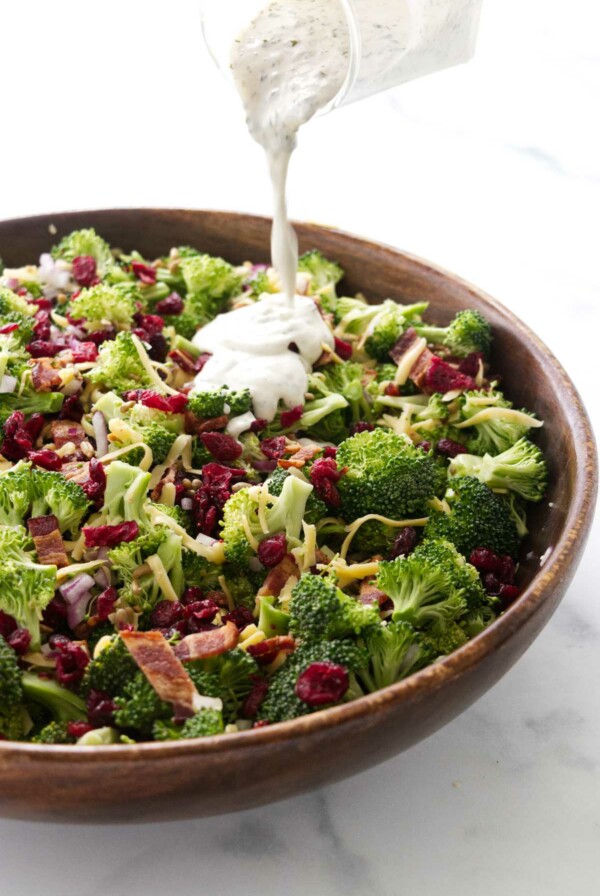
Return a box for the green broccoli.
[424,476,521,558]
[220,475,313,567]
[448,438,547,502]
[31,721,75,744]
[29,467,91,534]
[0,286,36,319]
[310,362,372,424]
[258,639,369,723]
[109,527,184,611]
[336,428,438,521]
[187,386,252,420]
[376,553,466,630]
[266,467,328,527]
[289,574,380,641]
[455,389,542,455]
[22,672,87,722]
[417,621,470,658]
[412,537,494,613]
[219,567,264,610]
[297,250,344,292]
[52,227,114,274]
[114,671,171,735]
[68,284,136,331]
[81,636,138,698]
[334,297,427,342]
[415,309,492,358]
[153,708,224,740]
[357,620,423,691]
[0,635,25,739]
[187,648,259,723]
[101,461,150,524]
[89,332,162,394]
[164,254,243,338]
[0,380,65,421]
[0,527,57,648]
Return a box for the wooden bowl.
[0,209,596,822]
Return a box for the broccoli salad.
[0,229,547,745]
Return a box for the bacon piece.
[258,553,300,597]
[389,327,420,365]
[50,420,86,447]
[278,443,321,470]
[409,347,436,390]
[359,580,388,607]
[27,515,69,568]
[120,630,201,719]
[185,413,229,435]
[150,465,176,503]
[246,636,296,666]
[60,460,90,483]
[31,359,62,392]
[173,621,239,662]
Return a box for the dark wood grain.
[0,209,596,822]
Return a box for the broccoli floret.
[448,438,547,503]
[415,309,492,358]
[311,362,372,424]
[221,476,313,567]
[181,551,224,592]
[357,620,423,691]
[363,309,405,362]
[246,268,278,300]
[22,672,87,722]
[89,332,160,394]
[51,227,114,276]
[0,529,57,649]
[413,537,494,613]
[220,567,264,610]
[29,467,91,534]
[187,386,252,420]
[81,636,138,698]
[166,255,243,338]
[135,423,177,465]
[0,465,33,526]
[153,708,224,740]
[376,553,466,630]
[424,476,521,558]
[298,250,344,292]
[266,467,328,526]
[31,720,74,744]
[289,573,380,641]
[154,502,194,535]
[334,297,427,340]
[187,648,259,723]
[503,492,529,538]
[258,639,369,723]
[0,384,65,421]
[102,461,150,524]
[336,428,438,522]
[0,634,24,738]
[109,528,184,611]
[418,621,470,659]
[68,284,136,331]
[114,671,171,735]
[0,286,36,319]
[455,389,541,455]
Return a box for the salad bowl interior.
[0,208,596,822]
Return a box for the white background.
[1,1,599,894]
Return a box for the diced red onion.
[92,411,109,457]
[0,375,17,394]
[195,532,218,547]
[59,573,96,604]
[93,567,112,590]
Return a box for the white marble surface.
[0,1,598,893]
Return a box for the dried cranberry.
[96,587,118,621]
[25,413,45,441]
[333,337,353,361]
[295,661,349,706]
[1,411,33,461]
[59,395,84,422]
[80,457,107,508]
[87,326,116,345]
[180,587,204,606]
[53,638,90,687]
[0,322,20,335]
[184,599,220,633]
[436,438,466,458]
[201,431,243,463]
[280,405,303,428]
[310,457,344,508]
[469,548,504,575]
[0,611,17,639]
[242,676,269,718]
[86,689,117,728]
[83,520,139,548]
[33,309,51,341]
[67,721,93,739]
[122,389,188,414]
[253,719,270,728]
[257,533,287,568]
[349,421,374,437]
[260,436,287,460]
[28,448,62,471]
[322,446,337,459]
[384,382,400,397]
[418,441,431,453]
[249,418,268,434]
[482,572,501,595]
[42,595,68,630]
[70,341,98,363]
[156,292,184,315]
[148,333,168,363]
[6,628,31,656]
[499,584,520,605]
[72,255,98,287]
[422,355,477,394]
[195,352,212,373]
[134,312,164,336]
[458,352,485,378]
[148,601,184,633]
[26,340,63,358]
[223,607,254,631]
[168,349,197,374]
[390,526,418,559]
[131,261,157,284]
[192,462,245,536]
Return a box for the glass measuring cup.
[200,0,484,113]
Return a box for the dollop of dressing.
[231,0,350,300]
[192,293,333,420]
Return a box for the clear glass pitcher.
[200,0,484,114]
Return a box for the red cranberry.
[201,431,243,463]
[87,689,117,727]
[253,720,270,728]
[67,721,93,739]
[150,600,185,629]
[242,676,269,718]
[499,584,520,606]
[417,441,431,453]
[83,521,140,548]
[436,438,466,458]
[349,421,374,437]
[1,411,33,461]
[458,352,485,378]
[52,638,90,687]
[59,395,84,422]
[280,405,304,428]
[87,326,117,345]
[96,587,118,621]
[26,340,63,358]
[33,309,51,340]
[134,313,164,336]
[247,636,295,666]
[260,436,287,460]
[184,599,220,633]
[0,322,20,335]
[384,383,400,397]
[80,457,107,508]
[7,628,32,656]
[482,572,501,595]
[148,333,168,363]
[72,255,98,287]
[156,292,184,315]
[180,587,203,606]
[422,355,477,394]
[333,337,353,361]
[249,418,268,434]
[390,526,418,559]
[310,457,344,508]
[470,548,504,575]
[295,662,349,706]
[122,390,188,414]
[223,607,254,631]
[131,261,157,284]
[257,533,287,568]
[0,611,17,639]
[70,341,98,363]
[42,595,68,630]
[28,449,63,471]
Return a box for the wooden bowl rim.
[0,208,596,764]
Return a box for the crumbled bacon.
[390,327,420,364]
[120,630,200,718]
[173,621,239,662]
[258,553,300,597]
[358,580,388,607]
[27,515,69,568]
[168,349,198,374]
[31,359,62,392]
[50,419,87,448]
[186,414,229,435]
[246,636,295,666]
[278,443,321,469]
